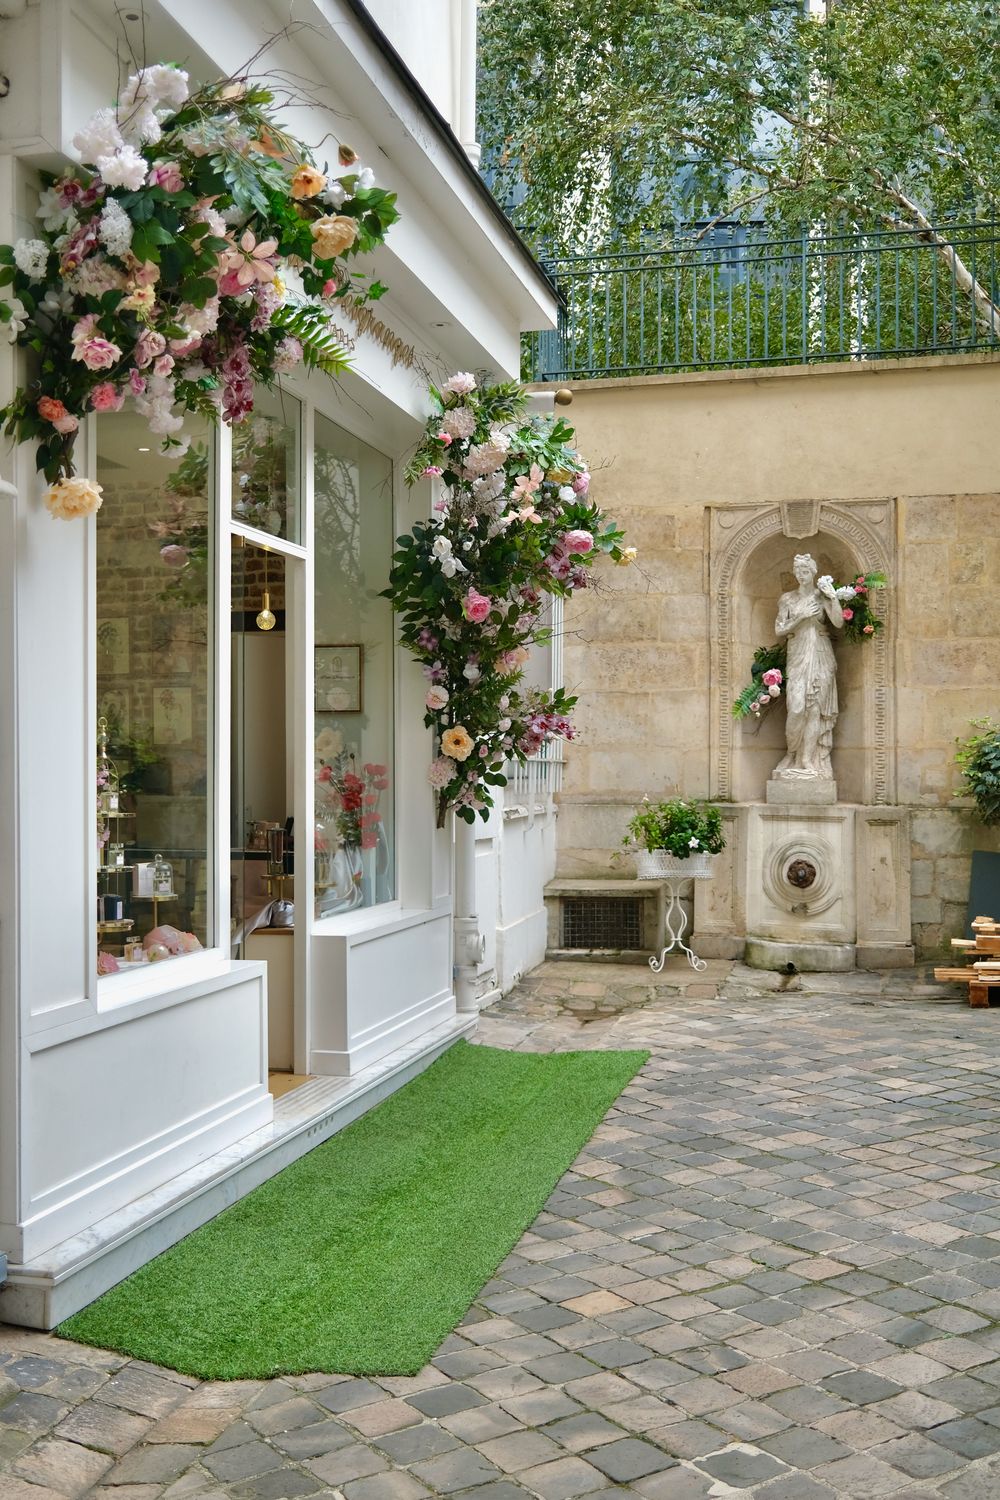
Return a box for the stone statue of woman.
[772,553,844,781]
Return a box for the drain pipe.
[453,818,484,1014]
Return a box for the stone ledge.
[545,878,666,895]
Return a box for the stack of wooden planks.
[934,916,1000,1007]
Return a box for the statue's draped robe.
[774,591,837,777]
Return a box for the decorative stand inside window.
[97,716,136,952]
[635,851,716,973]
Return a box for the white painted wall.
[0,0,555,1296]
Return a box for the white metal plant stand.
[635,851,716,972]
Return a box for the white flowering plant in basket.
[618,797,726,878]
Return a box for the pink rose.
[90,382,125,412]
[425,685,450,710]
[317,765,332,782]
[761,668,782,687]
[135,329,167,368]
[74,337,121,371]
[564,529,594,554]
[70,314,99,346]
[148,161,184,193]
[159,544,188,568]
[436,432,453,447]
[841,607,853,621]
[52,414,79,434]
[758,693,770,706]
[169,335,201,357]
[863,624,874,634]
[129,369,147,395]
[153,354,175,377]
[572,471,590,495]
[462,588,492,624]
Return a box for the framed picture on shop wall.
[315,644,363,713]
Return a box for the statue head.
[793,553,817,586]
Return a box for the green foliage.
[479,0,1000,267]
[621,799,726,859]
[956,719,1000,825]
[733,644,787,721]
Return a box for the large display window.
[95,414,214,976]
[313,413,395,915]
[230,388,301,543]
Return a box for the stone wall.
[542,352,1000,957]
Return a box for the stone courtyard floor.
[5,959,1000,1499]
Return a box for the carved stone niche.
[709,500,896,807]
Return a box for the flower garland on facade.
[733,571,887,720]
[0,64,399,518]
[387,375,631,825]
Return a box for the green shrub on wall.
[956,719,1000,825]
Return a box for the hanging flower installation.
[733,571,887,719]
[387,376,630,825]
[0,64,399,518]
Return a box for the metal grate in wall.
[561,897,643,950]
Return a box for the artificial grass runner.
[58,1040,648,1380]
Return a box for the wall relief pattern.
[710,500,895,805]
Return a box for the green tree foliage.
[479,0,1000,324]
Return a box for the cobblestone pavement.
[5,960,1000,1499]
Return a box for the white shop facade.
[0,0,558,1327]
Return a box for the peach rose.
[290,164,326,199]
[38,396,68,422]
[441,725,474,762]
[311,214,359,259]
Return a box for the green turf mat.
[58,1040,648,1379]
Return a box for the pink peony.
[135,329,167,368]
[841,607,853,621]
[90,382,125,412]
[74,337,121,371]
[427,755,455,789]
[462,588,492,624]
[442,371,476,396]
[148,161,184,192]
[425,685,450,710]
[761,668,782,687]
[564,529,594,554]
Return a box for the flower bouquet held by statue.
[0,60,399,518]
[386,374,631,826]
[733,568,887,721]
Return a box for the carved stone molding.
[710,501,895,805]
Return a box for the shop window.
[313,413,395,915]
[95,414,214,977]
[230,388,301,542]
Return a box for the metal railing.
[527,219,1000,381]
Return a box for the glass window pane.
[314,413,394,915]
[230,388,301,543]
[96,414,214,976]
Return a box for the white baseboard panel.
[0,1013,477,1330]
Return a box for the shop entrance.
[231,538,302,1091]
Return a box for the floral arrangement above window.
[387,375,632,824]
[0,63,398,518]
[733,571,887,720]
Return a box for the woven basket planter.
[635,850,716,881]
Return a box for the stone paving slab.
[3,962,1000,1498]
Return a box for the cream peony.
[45,476,104,520]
